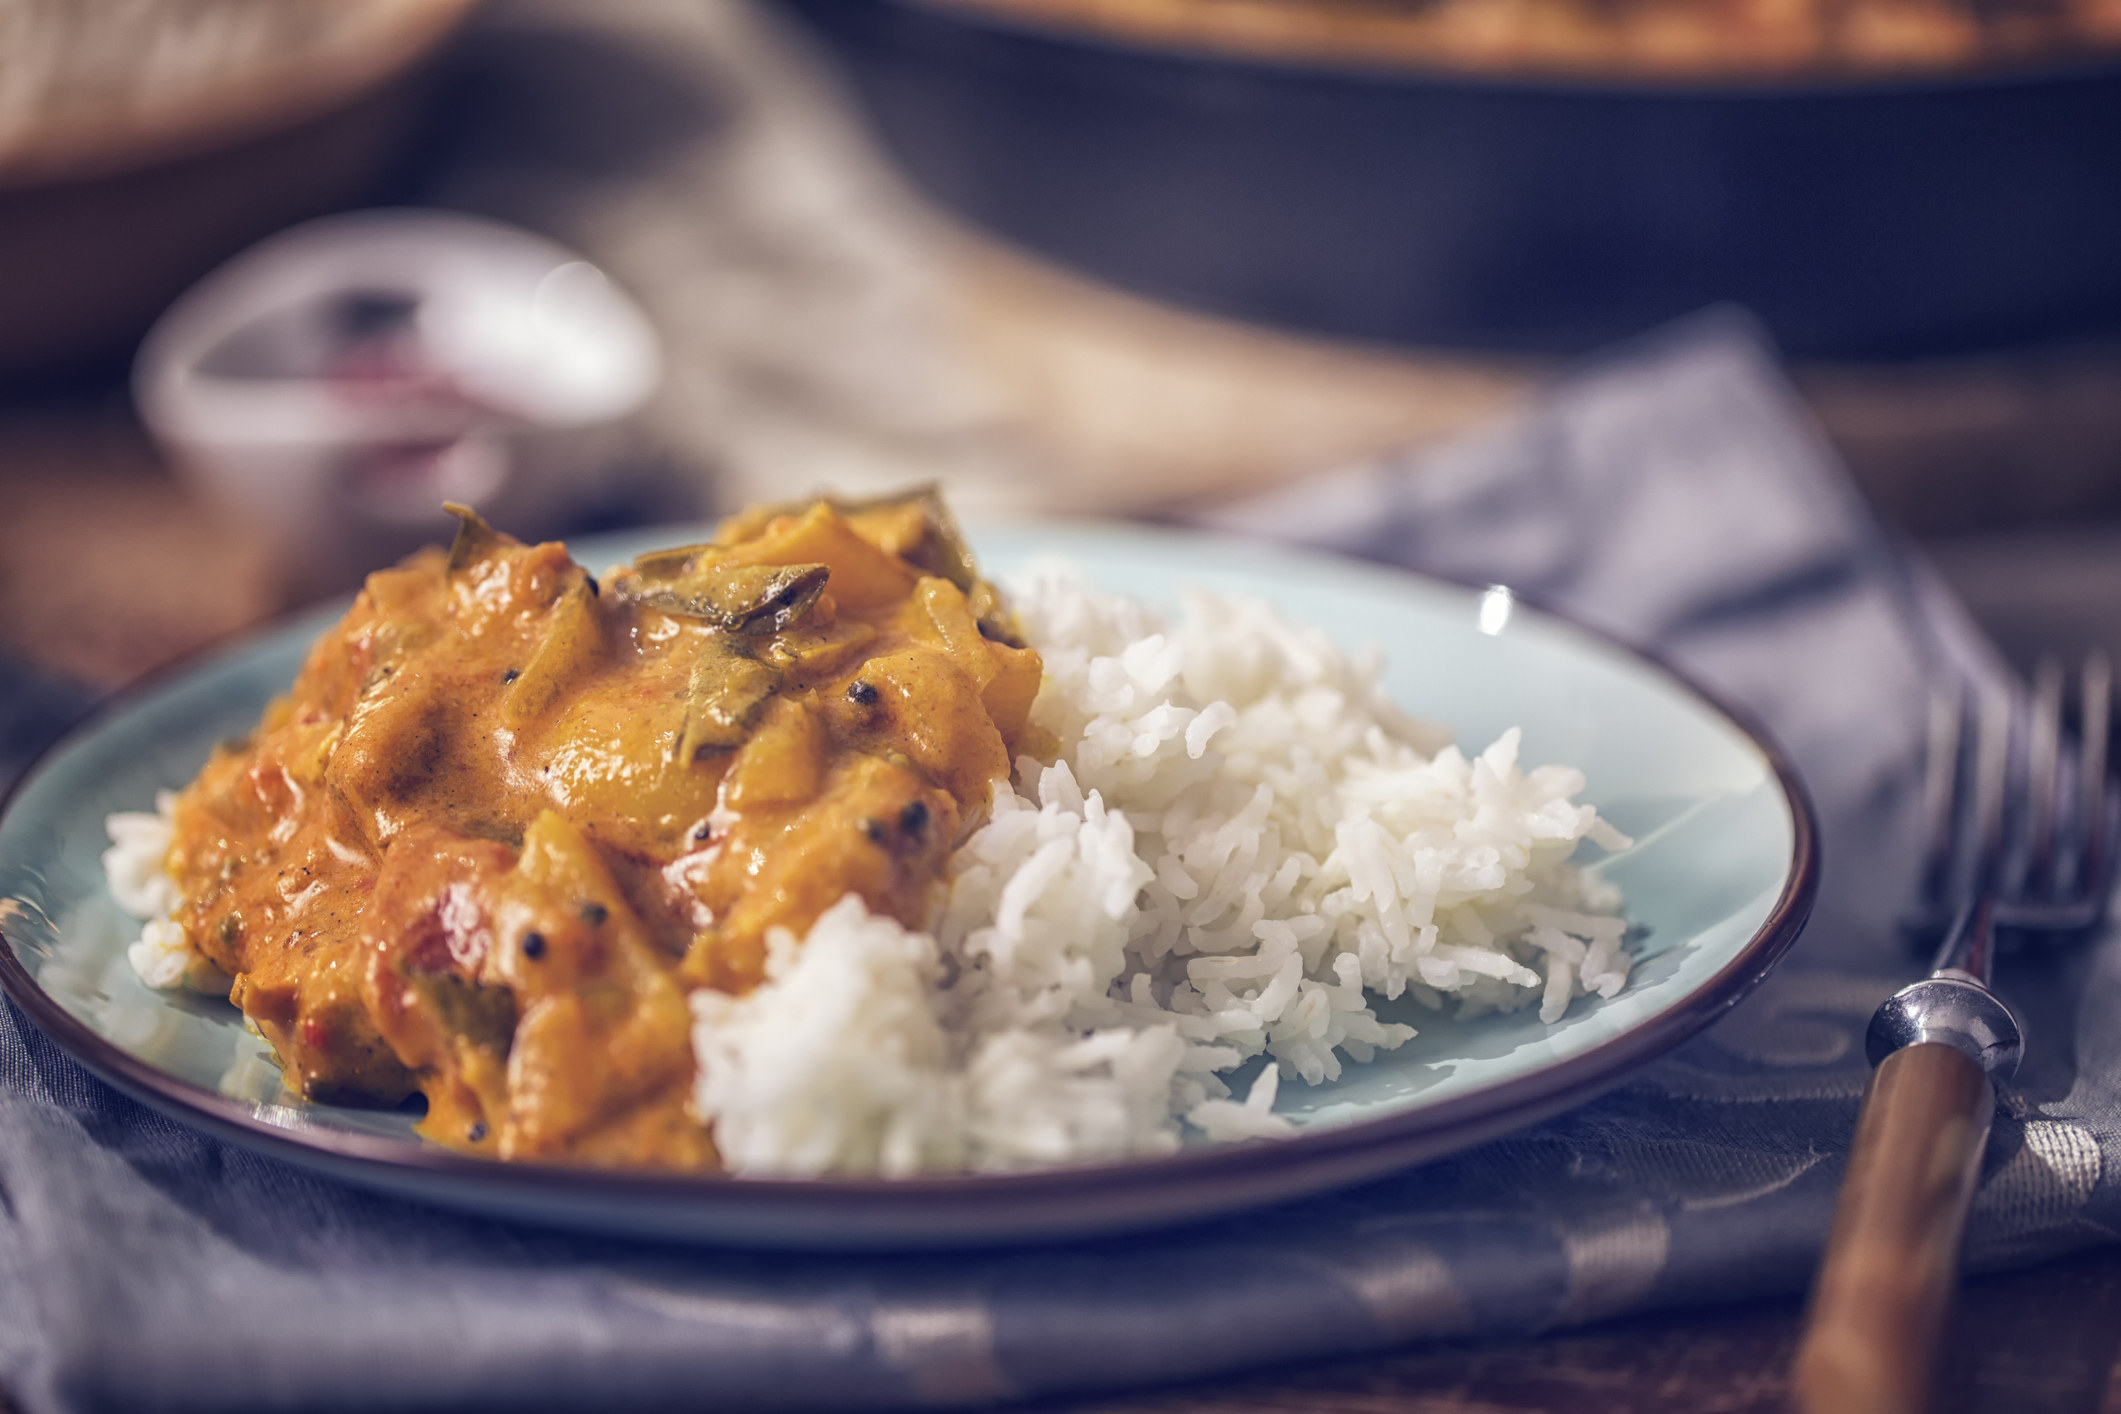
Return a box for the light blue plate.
[0,520,1816,1248]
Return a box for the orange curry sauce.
[164,495,1041,1168]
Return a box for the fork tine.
[1917,686,1965,916]
[1972,680,2013,892]
[2079,651,2113,906]
[2021,657,2064,899]
[1999,652,2116,935]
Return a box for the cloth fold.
[4,312,2116,1414]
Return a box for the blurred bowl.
[135,209,663,597]
[773,0,2121,359]
[0,0,482,385]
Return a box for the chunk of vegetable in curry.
[162,493,1041,1167]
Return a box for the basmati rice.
[681,569,1631,1174]
[103,791,218,991]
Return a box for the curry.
[163,492,1041,1168]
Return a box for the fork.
[1791,653,2116,1414]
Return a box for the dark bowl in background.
[773,0,2121,360]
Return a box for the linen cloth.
[4,313,2117,1414]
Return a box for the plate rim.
[0,519,1820,1216]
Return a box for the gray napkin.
[4,312,2115,1414]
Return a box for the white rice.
[108,568,1633,1175]
[103,791,216,992]
[683,569,1631,1175]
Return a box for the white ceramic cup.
[135,208,663,596]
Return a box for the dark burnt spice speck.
[899,799,929,835]
[522,931,547,960]
[503,667,520,683]
[578,901,609,927]
[467,1122,488,1142]
[846,680,879,706]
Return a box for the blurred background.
[4,3,2121,1403]
[3,0,2120,737]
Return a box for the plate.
[0,520,1817,1248]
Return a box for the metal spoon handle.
[1791,1041,1994,1414]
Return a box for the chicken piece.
[162,491,1040,1168]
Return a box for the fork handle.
[1792,1041,1995,1414]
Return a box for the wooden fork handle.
[1792,1041,1995,1414]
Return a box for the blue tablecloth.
[4,312,2115,1414]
